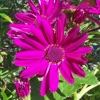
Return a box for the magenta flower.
[63,0,100,24]
[10,15,92,96]
[15,0,62,24]
[72,2,100,24]
[14,78,30,99]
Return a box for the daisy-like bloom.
[62,0,100,24]
[14,78,30,99]
[10,15,92,96]
[15,0,62,24]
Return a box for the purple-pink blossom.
[9,15,92,96]
[14,78,30,99]
[15,0,62,24]
[62,0,100,24]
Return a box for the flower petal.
[22,33,45,50]
[67,55,88,65]
[14,59,42,67]
[38,0,45,15]
[15,50,44,60]
[49,64,59,92]
[37,61,48,77]
[40,66,49,96]
[15,12,35,23]
[14,39,34,49]
[70,62,86,77]
[48,0,62,22]
[30,24,48,46]
[62,26,80,46]
[10,24,30,33]
[88,7,100,14]
[59,61,74,84]
[46,0,54,16]
[20,60,47,78]
[67,47,92,56]
[65,33,88,52]
[96,0,100,7]
[41,18,54,44]
[28,0,38,13]
[56,15,65,44]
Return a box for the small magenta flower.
[72,2,100,24]
[63,0,100,24]
[10,15,92,96]
[14,78,30,99]
[15,0,62,24]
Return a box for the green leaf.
[80,23,90,31]
[30,77,44,100]
[74,68,99,85]
[1,92,8,100]
[1,70,9,79]
[44,77,82,100]
[30,68,98,100]
[88,35,94,39]
[0,7,8,10]
[89,31,100,35]
[0,13,13,23]
[53,80,82,100]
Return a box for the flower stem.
[78,82,100,99]
[74,69,99,100]
[74,92,79,100]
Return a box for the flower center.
[45,45,65,64]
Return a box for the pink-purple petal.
[65,33,88,52]
[22,33,45,50]
[38,0,45,15]
[37,61,48,77]
[49,64,59,92]
[30,24,48,46]
[20,60,46,78]
[69,47,92,55]
[48,0,62,22]
[70,62,86,77]
[67,55,88,65]
[15,12,35,23]
[40,68,49,96]
[96,0,100,7]
[41,18,54,44]
[56,15,64,44]
[46,0,54,16]
[10,24,30,33]
[59,61,74,84]
[14,39,34,49]
[14,59,42,67]
[15,50,44,60]
[62,26,80,46]
[28,0,38,13]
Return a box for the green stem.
[76,69,99,100]
[79,84,88,95]
[22,95,31,100]
[74,92,79,100]
[78,82,100,99]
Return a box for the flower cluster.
[7,0,95,98]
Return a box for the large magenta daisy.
[10,15,92,96]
